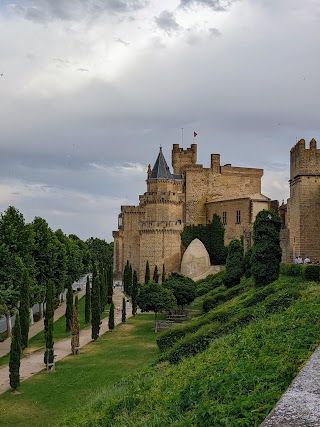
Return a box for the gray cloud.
[154,10,181,35]
[179,0,232,11]
[7,0,149,22]
[209,27,221,37]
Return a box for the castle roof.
[150,147,173,180]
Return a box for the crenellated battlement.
[172,144,197,174]
[290,138,320,180]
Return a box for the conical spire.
[150,147,173,180]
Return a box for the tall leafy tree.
[163,273,196,311]
[91,263,101,340]
[121,297,126,323]
[145,261,150,284]
[44,280,55,368]
[85,275,91,324]
[86,237,113,269]
[19,268,30,350]
[153,265,159,283]
[251,210,282,287]
[223,240,244,288]
[123,261,130,294]
[9,311,21,391]
[131,270,139,317]
[0,247,23,336]
[32,217,57,317]
[65,278,73,332]
[108,300,115,331]
[137,282,176,332]
[207,214,227,265]
[52,235,68,299]
[128,264,133,296]
[107,264,113,305]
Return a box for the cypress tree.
[122,297,126,323]
[145,260,150,284]
[65,278,73,332]
[153,265,159,283]
[251,210,282,287]
[207,214,227,265]
[91,263,101,340]
[9,311,21,391]
[123,260,129,293]
[132,270,138,317]
[85,275,91,324]
[223,240,244,287]
[98,273,104,312]
[44,280,54,368]
[162,264,166,283]
[19,268,30,350]
[108,300,115,331]
[107,264,113,305]
[71,295,80,355]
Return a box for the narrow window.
[236,210,241,224]
[222,211,227,225]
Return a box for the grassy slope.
[60,276,320,426]
[0,314,159,427]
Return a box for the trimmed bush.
[280,263,305,277]
[305,265,320,282]
[223,240,244,287]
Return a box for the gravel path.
[0,287,130,394]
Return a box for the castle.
[113,144,270,282]
[113,138,320,282]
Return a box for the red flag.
[194,131,197,137]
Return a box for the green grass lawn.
[0,314,159,427]
[0,296,109,368]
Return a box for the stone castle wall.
[288,139,320,263]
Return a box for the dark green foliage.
[85,276,91,324]
[163,273,196,310]
[91,264,101,340]
[131,270,138,317]
[181,214,227,265]
[128,264,133,296]
[98,273,105,312]
[251,210,282,287]
[65,278,73,332]
[196,271,226,297]
[305,265,320,282]
[107,264,113,305]
[44,280,55,367]
[145,260,150,284]
[9,311,21,390]
[202,282,246,313]
[153,265,159,283]
[86,237,113,270]
[123,261,130,294]
[243,247,252,278]
[162,264,165,283]
[121,297,126,323]
[137,281,176,331]
[223,239,244,287]
[280,263,305,277]
[108,300,115,331]
[19,268,30,350]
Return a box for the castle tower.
[172,144,197,174]
[288,138,320,262]
[139,147,184,282]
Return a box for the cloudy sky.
[0,0,319,241]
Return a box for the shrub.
[280,263,305,277]
[202,282,246,313]
[251,210,282,287]
[223,240,244,287]
[196,271,226,297]
[305,265,320,282]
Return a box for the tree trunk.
[6,313,12,337]
[29,308,34,325]
[39,302,44,319]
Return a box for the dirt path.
[0,288,131,394]
[0,287,87,359]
